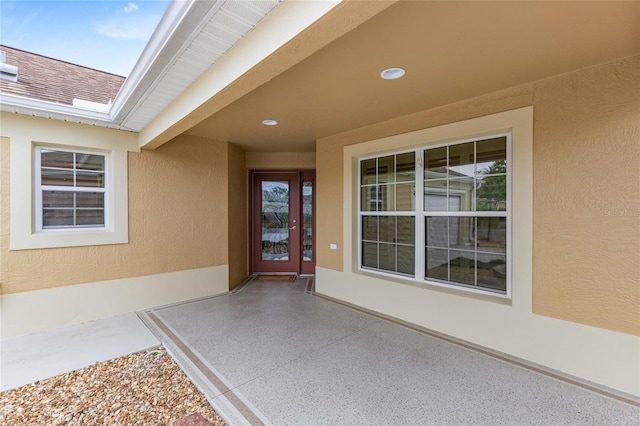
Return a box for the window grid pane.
[75,154,105,171]
[424,138,507,214]
[42,209,74,227]
[41,150,73,168]
[424,214,506,293]
[40,149,106,229]
[360,152,415,214]
[361,215,415,277]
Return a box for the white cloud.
[94,14,159,41]
[124,2,139,13]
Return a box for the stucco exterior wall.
[532,58,640,335]
[127,134,230,276]
[0,130,230,295]
[316,55,639,337]
[246,151,315,170]
[228,143,248,288]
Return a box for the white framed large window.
[359,134,511,296]
[36,148,108,230]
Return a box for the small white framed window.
[7,114,137,251]
[35,148,108,231]
[358,134,511,297]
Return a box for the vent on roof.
[72,98,112,113]
[0,51,18,82]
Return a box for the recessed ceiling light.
[380,67,405,80]
[262,119,278,126]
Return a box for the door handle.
[289,225,297,230]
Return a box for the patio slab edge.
[310,291,640,408]
[137,310,271,426]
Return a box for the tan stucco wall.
[0,132,230,294]
[532,59,639,335]
[246,151,315,170]
[228,143,248,288]
[127,134,229,275]
[316,55,639,336]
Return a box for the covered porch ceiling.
[2,2,637,151]
[169,0,639,153]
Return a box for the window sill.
[10,227,128,251]
[356,266,513,305]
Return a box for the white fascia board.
[109,0,201,122]
[137,0,342,149]
[0,93,114,126]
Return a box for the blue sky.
[0,0,170,76]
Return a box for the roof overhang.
[136,0,364,149]
[0,0,350,141]
[1,0,305,132]
[0,92,114,127]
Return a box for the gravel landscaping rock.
[0,346,226,426]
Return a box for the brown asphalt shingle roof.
[0,45,125,106]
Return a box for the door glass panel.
[261,181,289,261]
[302,181,313,262]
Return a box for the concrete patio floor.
[139,276,639,425]
[2,276,639,425]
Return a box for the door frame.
[249,170,316,275]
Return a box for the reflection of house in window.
[476,160,507,212]
[369,185,384,211]
[424,167,472,212]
